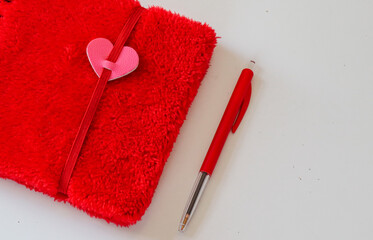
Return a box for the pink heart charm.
[86,38,139,81]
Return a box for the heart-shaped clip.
[86,38,139,81]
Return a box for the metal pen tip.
[178,214,189,232]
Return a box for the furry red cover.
[0,0,216,226]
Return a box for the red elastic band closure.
[57,6,145,195]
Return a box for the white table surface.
[1,0,373,239]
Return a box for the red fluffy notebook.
[0,0,216,226]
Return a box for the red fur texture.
[0,0,216,226]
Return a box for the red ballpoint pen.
[179,62,255,232]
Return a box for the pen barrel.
[178,172,210,232]
[200,68,253,175]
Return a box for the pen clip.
[232,83,252,133]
